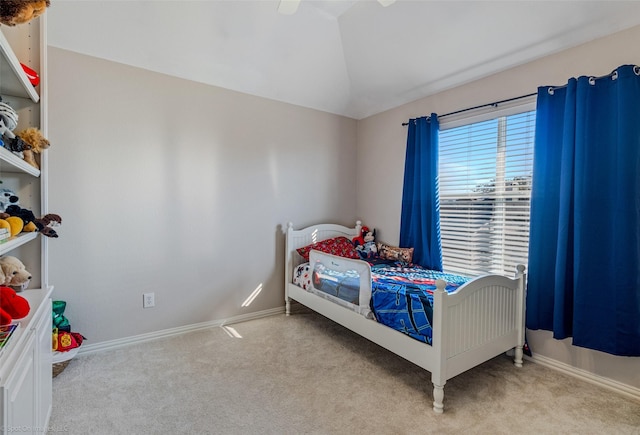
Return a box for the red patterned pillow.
[296,237,360,261]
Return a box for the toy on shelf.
[0,0,50,27]
[20,63,39,87]
[4,205,62,238]
[0,285,30,325]
[0,189,63,238]
[0,188,19,212]
[33,212,62,238]
[4,215,23,236]
[0,255,31,290]
[0,102,51,167]
[16,127,49,169]
[0,101,29,156]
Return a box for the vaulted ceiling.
[47,1,640,119]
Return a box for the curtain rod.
[545,67,637,95]
[402,66,640,126]
[401,92,537,126]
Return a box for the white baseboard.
[77,307,284,356]
[526,353,640,402]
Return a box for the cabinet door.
[35,299,52,429]
[4,334,36,434]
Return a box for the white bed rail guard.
[309,251,372,317]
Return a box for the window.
[438,109,536,277]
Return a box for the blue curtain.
[527,64,640,356]
[400,115,443,271]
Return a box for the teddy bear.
[0,1,50,27]
[0,286,30,325]
[0,255,32,290]
[16,127,49,169]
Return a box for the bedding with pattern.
[370,264,469,344]
[293,260,470,345]
[293,233,474,344]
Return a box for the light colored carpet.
[49,306,640,435]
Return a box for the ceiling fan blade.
[278,0,301,15]
[278,0,393,16]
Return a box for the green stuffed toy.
[52,300,70,332]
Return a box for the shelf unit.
[0,19,46,273]
[0,146,40,177]
[0,232,38,256]
[0,17,53,435]
[0,20,43,257]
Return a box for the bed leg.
[285,297,291,316]
[432,384,445,414]
[514,346,523,368]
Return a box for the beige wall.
[356,25,640,390]
[47,47,357,344]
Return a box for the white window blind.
[438,110,535,277]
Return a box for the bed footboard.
[430,265,526,412]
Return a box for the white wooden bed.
[284,221,526,413]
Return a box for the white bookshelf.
[0,17,52,434]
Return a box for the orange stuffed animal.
[16,127,50,170]
[0,1,50,27]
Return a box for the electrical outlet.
[143,292,155,308]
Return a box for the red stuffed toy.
[0,286,30,325]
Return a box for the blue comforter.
[309,259,470,345]
[370,264,470,344]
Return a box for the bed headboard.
[284,221,362,287]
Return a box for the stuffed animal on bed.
[353,226,377,259]
[0,0,50,26]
